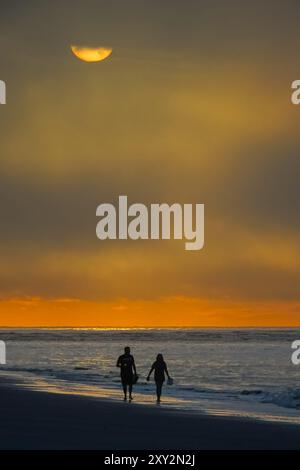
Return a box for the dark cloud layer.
[0,0,300,305]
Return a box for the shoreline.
[1,369,300,427]
[1,378,300,449]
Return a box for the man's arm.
[132,357,137,375]
[116,356,122,368]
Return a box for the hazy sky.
[0,0,300,326]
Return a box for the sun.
[71,45,112,62]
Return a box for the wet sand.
[1,380,300,449]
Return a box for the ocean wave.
[1,328,299,343]
[2,364,300,412]
[241,388,300,410]
[0,366,54,374]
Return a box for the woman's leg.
[156,381,163,402]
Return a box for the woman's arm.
[147,364,155,381]
[164,362,170,378]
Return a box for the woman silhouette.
[147,354,171,403]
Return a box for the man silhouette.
[116,346,137,401]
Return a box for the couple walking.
[116,346,172,403]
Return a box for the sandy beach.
[1,379,300,450]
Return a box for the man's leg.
[129,383,133,399]
[122,382,127,400]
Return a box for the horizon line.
[0,325,300,329]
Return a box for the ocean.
[0,328,300,424]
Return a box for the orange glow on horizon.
[0,296,299,328]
